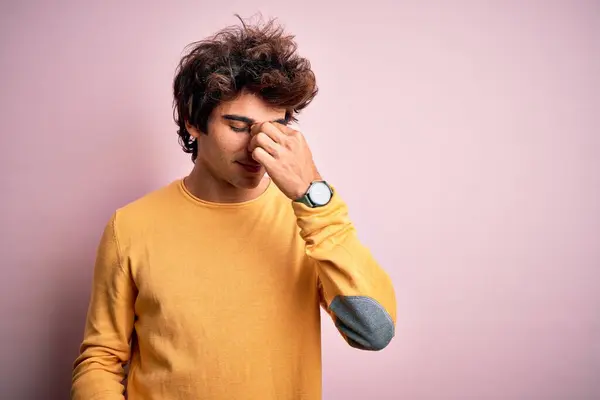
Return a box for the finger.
[247,134,257,153]
[249,121,268,137]
[251,122,286,144]
[272,122,298,136]
[251,146,275,168]
[253,131,281,158]
[247,132,271,153]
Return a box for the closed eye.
[230,125,249,133]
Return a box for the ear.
[185,121,203,138]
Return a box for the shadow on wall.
[6,118,167,399]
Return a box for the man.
[72,16,396,400]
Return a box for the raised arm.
[246,121,397,350]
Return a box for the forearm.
[72,356,127,400]
[72,212,135,398]
[72,335,130,399]
[293,189,397,350]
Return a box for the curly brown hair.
[172,15,319,162]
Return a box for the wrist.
[293,180,333,208]
[292,174,322,200]
[292,182,311,201]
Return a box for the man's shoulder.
[113,179,181,226]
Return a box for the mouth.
[236,161,262,173]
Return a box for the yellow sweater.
[72,178,396,400]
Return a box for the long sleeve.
[71,212,137,399]
[292,187,397,351]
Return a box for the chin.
[231,174,265,189]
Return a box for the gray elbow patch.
[329,295,395,351]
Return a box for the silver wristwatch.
[294,181,333,208]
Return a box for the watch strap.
[295,192,315,207]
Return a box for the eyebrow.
[222,114,288,125]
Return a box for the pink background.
[1,1,599,399]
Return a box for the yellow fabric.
[72,178,396,400]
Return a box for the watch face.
[309,181,332,205]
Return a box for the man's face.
[187,92,288,189]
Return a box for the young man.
[71,16,396,400]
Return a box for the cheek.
[219,133,251,156]
[204,123,251,160]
